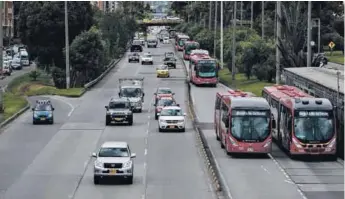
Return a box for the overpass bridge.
[137,19,184,27]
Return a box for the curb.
[179,53,226,197]
[0,102,29,129]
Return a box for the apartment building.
[1,1,14,38]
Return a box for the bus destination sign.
[232,110,268,116]
[198,60,216,64]
[298,111,329,117]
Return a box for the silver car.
[92,141,136,184]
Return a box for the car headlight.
[34,113,38,117]
[159,119,166,123]
[106,111,111,115]
[123,161,132,168]
[94,160,103,168]
[48,113,53,117]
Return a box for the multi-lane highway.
[0,42,216,199]
[176,49,344,199]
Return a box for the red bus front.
[222,109,272,154]
[189,59,218,86]
[288,110,337,155]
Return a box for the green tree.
[67,30,104,87]
[18,1,94,70]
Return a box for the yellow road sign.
[328,41,335,49]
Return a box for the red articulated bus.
[189,54,218,87]
[175,34,190,51]
[183,41,200,60]
[214,89,272,155]
[262,85,337,158]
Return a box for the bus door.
[279,104,292,149]
[220,101,229,146]
[214,95,222,139]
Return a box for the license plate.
[168,125,174,128]
[110,169,117,174]
[114,118,122,121]
[40,118,46,121]
[247,148,253,152]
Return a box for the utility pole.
[261,1,265,39]
[240,1,243,26]
[0,1,3,112]
[214,1,217,58]
[65,1,70,89]
[307,1,312,68]
[276,1,281,84]
[251,1,254,29]
[209,1,212,29]
[232,1,237,80]
[220,1,223,69]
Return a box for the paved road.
[0,65,34,88]
[176,49,344,199]
[0,41,215,199]
[326,62,344,71]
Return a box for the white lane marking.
[190,92,200,120]
[285,180,295,185]
[268,154,308,199]
[144,149,147,156]
[148,115,150,119]
[146,129,149,135]
[147,122,150,127]
[145,137,148,145]
[261,165,271,175]
[50,96,75,117]
[141,194,145,199]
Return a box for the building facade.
[91,1,118,13]
[1,1,14,38]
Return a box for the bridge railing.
[137,19,184,25]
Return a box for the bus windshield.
[294,111,334,143]
[197,61,217,78]
[231,110,270,142]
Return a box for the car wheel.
[141,62,144,65]
[180,128,185,132]
[158,127,163,132]
[33,120,37,125]
[50,119,54,125]
[127,175,133,184]
[94,176,100,185]
[155,114,158,120]
[128,118,133,126]
[151,62,153,65]
[105,118,110,126]
[138,109,142,113]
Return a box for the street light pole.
[317,19,321,54]
[214,1,217,58]
[232,1,237,80]
[307,1,312,68]
[65,1,70,89]
[261,1,265,39]
[208,1,212,29]
[250,1,254,29]
[220,1,223,69]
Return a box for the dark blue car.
[32,100,55,124]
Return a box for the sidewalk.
[326,62,344,71]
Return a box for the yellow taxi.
[156,65,170,78]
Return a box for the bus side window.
[221,103,229,128]
[287,113,292,132]
[215,96,221,110]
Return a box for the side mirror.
[131,153,136,158]
[272,120,276,129]
[143,93,145,96]
[157,113,160,116]
[154,93,157,95]
[31,108,34,111]
[92,152,97,157]
[153,103,156,106]
[176,104,180,107]
[105,105,108,109]
[118,92,120,97]
[172,93,175,95]
[52,108,55,111]
[183,113,187,116]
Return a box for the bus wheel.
[215,128,220,141]
[326,155,338,161]
[220,139,225,149]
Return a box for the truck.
[118,77,145,112]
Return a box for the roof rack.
[228,89,248,97]
[36,100,51,104]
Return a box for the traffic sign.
[328,41,335,49]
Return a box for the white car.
[11,56,22,70]
[163,37,170,44]
[92,141,136,185]
[141,53,153,65]
[158,106,186,132]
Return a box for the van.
[20,51,30,66]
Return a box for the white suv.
[158,106,186,132]
[92,141,136,184]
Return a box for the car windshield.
[98,147,129,157]
[121,88,141,98]
[158,65,168,70]
[143,54,152,58]
[231,110,270,141]
[157,98,174,106]
[294,111,334,142]
[157,89,172,94]
[109,102,129,109]
[131,53,139,56]
[21,55,28,60]
[35,104,52,111]
[160,109,182,116]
